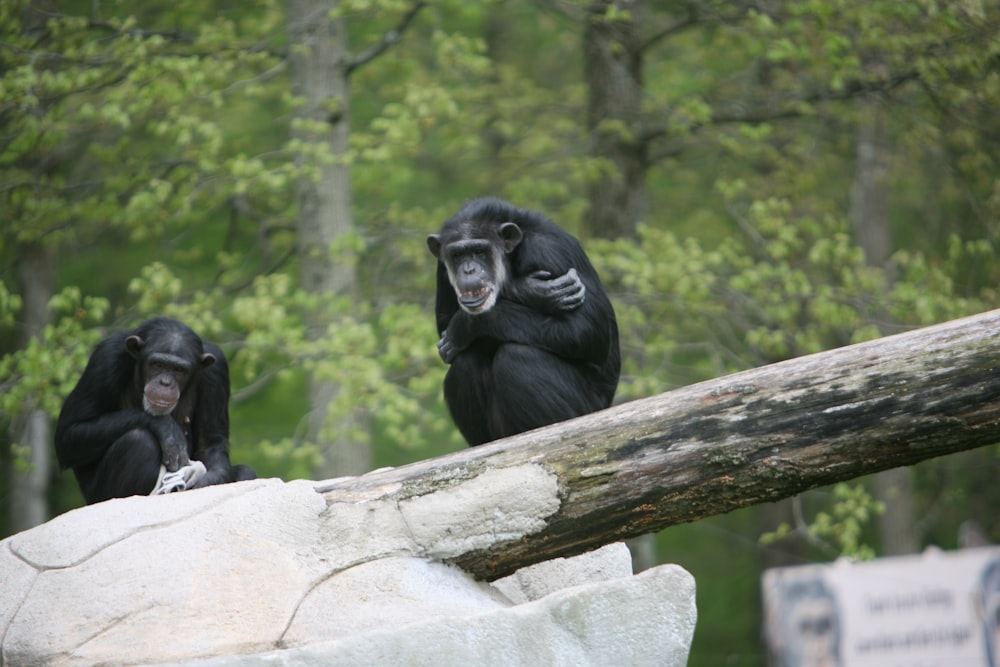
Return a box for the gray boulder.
[1,477,696,666]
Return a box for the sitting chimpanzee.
[55,317,256,504]
[427,197,620,446]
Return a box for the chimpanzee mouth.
[458,286,492,311]
[144,397,176,415]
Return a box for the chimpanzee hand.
[438,328,463,364]
[149,416,191,472]
[510,268,586,314]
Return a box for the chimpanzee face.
[427,220,523,315]
[126,334,215,416]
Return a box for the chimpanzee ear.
[426,234,442,258]
[200,353,216,369]
[499,222,523,253]
[125,335,145,360]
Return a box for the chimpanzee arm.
[506,268,586,314]
[186,342,238,488]
[434,261,460,335]
[439,292,614,364]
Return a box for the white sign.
[762,546,1000,666]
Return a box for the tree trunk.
[317,308,1000,580]
[583,0,647,238]
[849,98,919,555]
[582,0,655,566]
[7,242,55,533]
[849,100,892,269]
[287,0,370,477]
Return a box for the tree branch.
[346,2,427,76]
[638,14,699,54]
[87,20,194,44]
[641,70,920,145]
[318,308,1000,580]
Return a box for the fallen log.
[317,308,1000,580]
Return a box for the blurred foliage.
[1,0,999,663]
[760,483,886,561]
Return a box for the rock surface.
[1,477,696,666]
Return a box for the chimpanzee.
[55,317,256,504]
[427,197,620,446]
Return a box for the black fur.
[55,317,256,503]
[429,197,621,445]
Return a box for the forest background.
[2,0,998,664]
